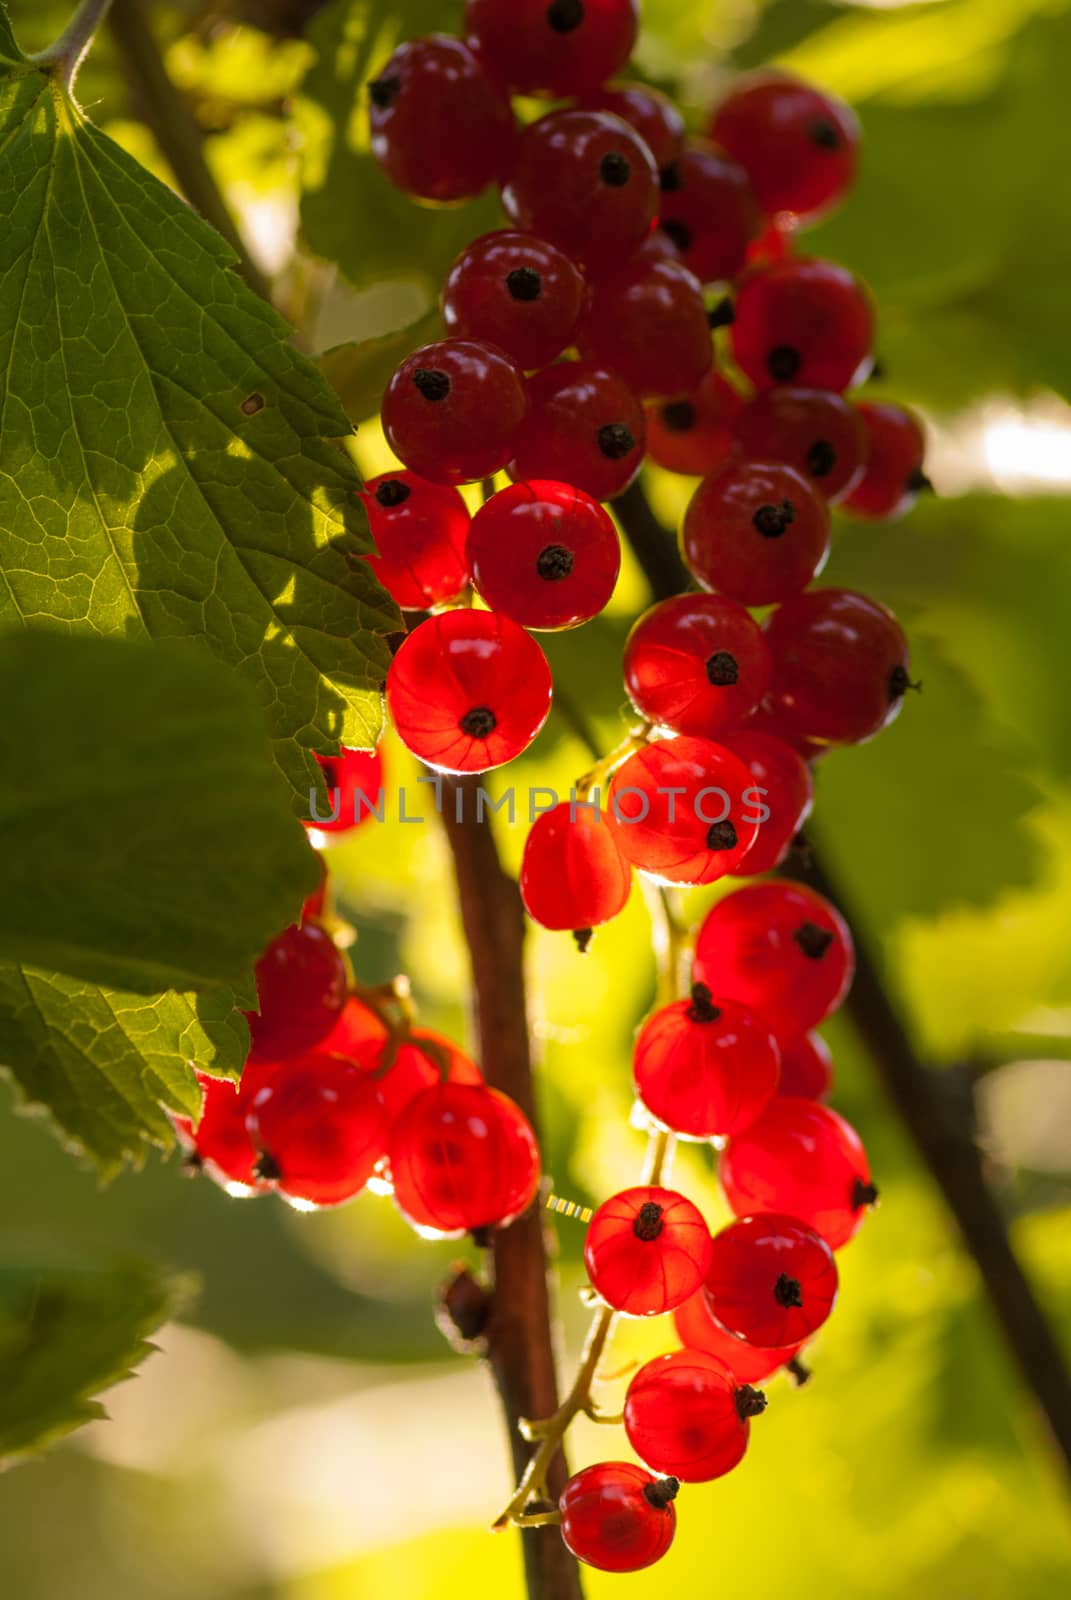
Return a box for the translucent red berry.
[559,1462,678,1574]
[633,983,780,1139]
[776,1031,833,1101]
[520,802,632,938]
[584,1185,713,1315]
[359,471,469,609]
[734,387,868,504]
[706,1213,838,1346]
[844,401,930,520]
[308,746,385,836]
[693,881,854,1042]
[467,0,639,98]
[579,256,712,401]
[442,230,586,371]
[361,1029,484,1129]
[645,371,742,477]
[509,360,646,501]
[175,1068,272,1192]
[608,737,760,885]
[581,80,685,169]
[466,480,621,629]
[368,35,514,202]
[674,1288,800,1383]
[382,338,526,486]
[388,1082,541,1235]
[709,70,859,224]
[657,140,760,284]
[320,994,389,1063]
[246,1052,389,1206]
[244,921,348,1065]
[721,1097,876,1249]
[624,1349,766,1482]
[681,458,830,603]
[731,258,874,391]
[623,593,772,737]
[720,730,813,875]
[386,610,553,773]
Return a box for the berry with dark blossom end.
[720,730,814,875]
[776,1031,834,1101]
[466,480,620,629]
[559,1461,678,1573]
[584,1186,713,1315]
[721,1097,876,1249]
[520,802,632,934]
[360,471,469,610]
[624,1349,766,1482]
[674,1289,802,1382]
[844,401,930,519]
[307,746,385,837]
[441,230,586,371]
[466,0,639,98]
[734,387,868,504]
[657,139,761,284]
[578,256,713,400]
[388,1082,540,1235]
[709,70,859,223]
[633,987,780,1139]
[706,1213,838,1346]
[624,592,772,737]
[245,1052,389,1207]
[172,1068,275,1193]
[382,339,527,486]
[682,457,830,603]
[731,257,874,392]
[508,361,646,501]
[581,80,685,169]
[608,736,761,886]
[243,920,348,1064]
[645,371,742,477]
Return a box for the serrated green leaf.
[316,307,443,423]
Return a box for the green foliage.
[316,308,442,423]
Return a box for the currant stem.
[30,0,114,92]
[575,727,649,800]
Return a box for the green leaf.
[0,1257,190,1469]
[316,308,443,423]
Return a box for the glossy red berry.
[359,471,469,609]
[368,35,514,203]
[467,0,639,98]
[734,387,868,504]
[633,984,779,1139]
[520,802,631,938]
[509,361,646,502]
[657,140,760,284]
[585,1185,713,1315]
[763,587,912,745]
[388,1082,540,1235]
[623,593,772,737]
[645,371,742,477]
[709,70,859,224]
[721,1097,876,1248]
[175,1068,272,1192]
[693,881,854,1042]
[608,737,760,886]
[581,80,685,169]
[320,994,389,1062]
[624,1349,766,1482]
[244,921,348,1064]
[442,230,586,371]
[682,458,830,603]
[731,258,874,391]
[501,110,659,273]
[246,1052,388,1206]
[386,610,553,774]
[364,1029,484,1128]
[466,480,621,629]
[579,256,712,401]
[720,730,813,875]
[844,401,930,520]
[706,1213,838,1346]
[559,1462,678,1574]
[674,1288,800,1383]
[308,746,385,836]
[382,339,527,486]
[776,1031,833,1101]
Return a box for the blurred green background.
[3,0,1071,1595]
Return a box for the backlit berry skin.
[244,921,348,1064]
[174,1068,273,1192]
[466,480,621,629]
[246,1052,388,1207]
[509,361,646,502]
[581,81,685,169]
[731,258,874,391]
[624,1349,765,1482]
[623,593,772,738]
[319,994,389,1062]
[608,737,760,886]
[559,1462,678,1574]
[359,1029,484,1128]
[585,1185,713,1315]
[368,36,514,203]
[633,984,780,1140]
[721,1097,875,1249]
[382,339,527,486]
[844,401,929,520]
[776,1031,833,1100]
[388,1082,540,1235]
[520,803,632,934]
[501,110,659,274]
[442,231,586,371]
[709,70,859,224]
[734,387,868,504]
[386,610,553,774]
[359,471,469,609]
[657,140,761,284]
[682,458,830,603]
[693,881,854,1042]
[646,372,742,477]
[706,1213,838,1346]
[674,1289,800,1383]
[720,730,813,875]
[467,0,639,98]
[579,256,712,400]
[763,587,912,746]
[308,746,385,836]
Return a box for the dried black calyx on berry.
[598,422,635,460]
[706,650,739,686]
[753,500,795,538]
[707,819,738,851]
[573,927,593,954]
[767,345,800,381]
[888,664,920,701]
[809,117,841,150]
[413,367,450,402]
[687,982,721,1024]
[368,74,400,109]
[786,1356,812,1387]
[734,1384,768,1420]
[252,1150,282,1182]
[806,439,837,477]
[659,162,682,192]
[599,151,631,187]
[794,920,834,959]
[506,265,542,302]
[536,543,575,580]
[436,1264,492,1349]
[546,0,584,32]
[375,478,410,508]
[907,466,934,494]
[661,219,691,253]
[661,400,696,432]
[708,297,735,329]
[633,1201,665,1241]
[853,1178,880,1209]
[643,1477,681,1510]
[774,1272,803,1309]
[460,706,496,737]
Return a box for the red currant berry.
[608,737,760,885]
[466,0,639,98]
[320,994,389,1062]
[625,1349,766,1483]
[706,1213,838,1346]
[844,401,930,520]
[359,471,469,609]
[763,587,912,746]
[623,593,772,737]
[246,1052,388,1206]
[559,1462,678,1574]
[386,610,553,774]
[745,696,829,765]
[744,216,797,270]
[520,802,632,939]
[308,746,385,836]
[645,371,742,477]
[361,1029,484,1128]
[368,35,514,203]
[501,110,658,273]
[720,730,813,875]
[733,387,868,504]
[731,258,874,391]
[578,256,712,400]
[581,80,685,170]
[442,230,586,371]
[674,1289,800,1382]
[382,339,527,486]
[693,881,855,1042]
[508,361,646,502]
[244,921,348,1065]
[388,1082,540,1235]
[585,1185,713,1315]
[721,1097,876,1249]
[709,71,859,224]
[657,140,761,284]
[466,480,621,629]
[633,983,779,1139]
[175,1068,272,1192]
[681,458,830,603]
[776,1031,833,1101]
